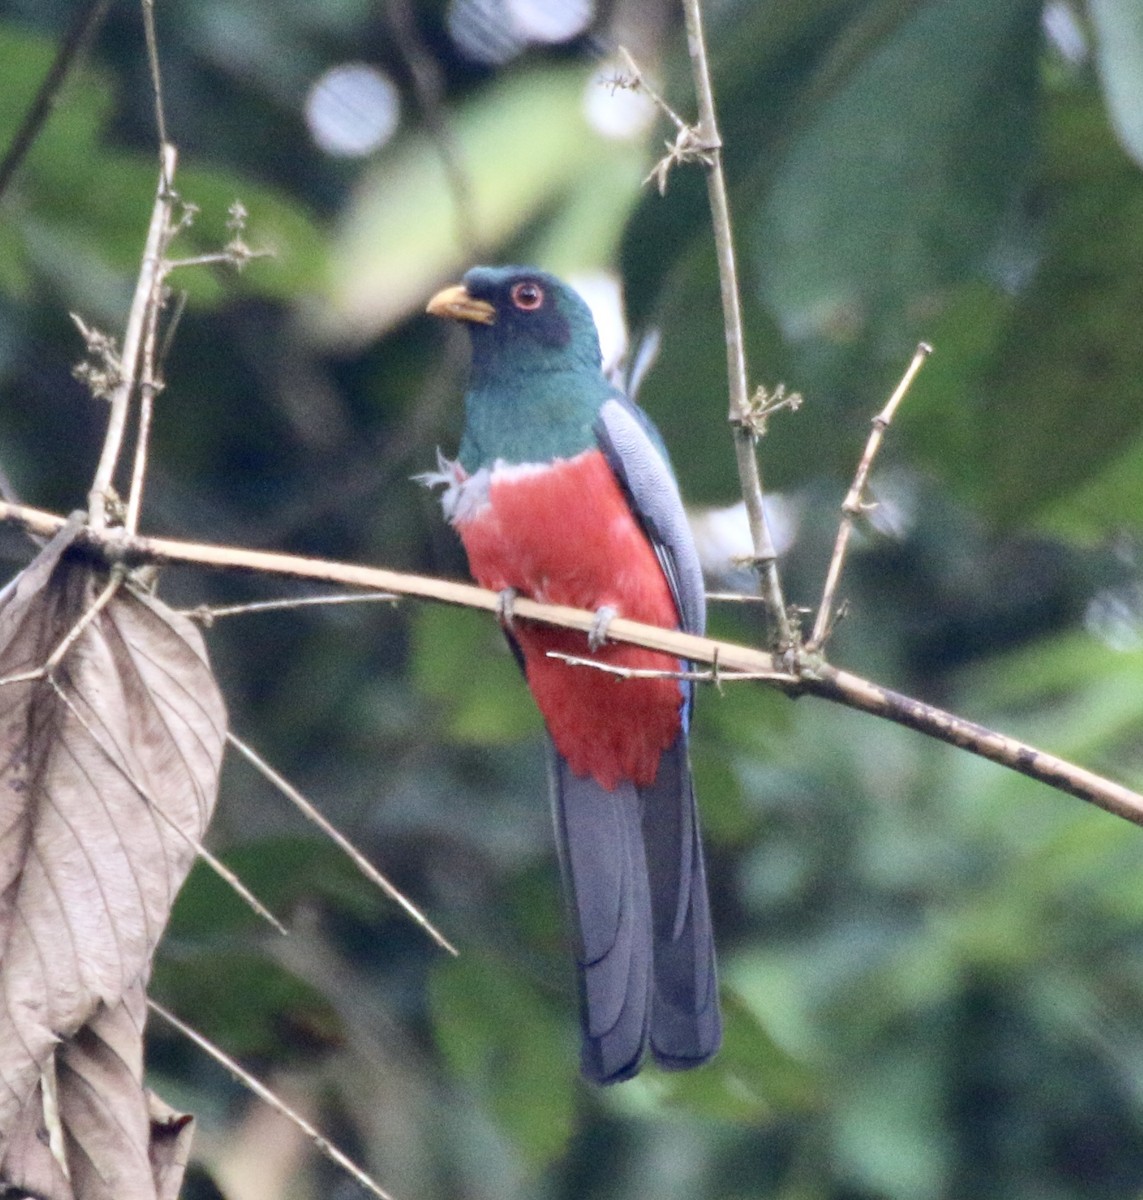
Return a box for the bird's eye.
[510,281,544,311]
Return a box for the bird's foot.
[588,605,618,652]
[496,587,519,629]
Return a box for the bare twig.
[810,342,931,648]
[0,499,1138,828]
[226,732,458,955]
[808,663,1143,829]
[615,48,711,196]
[148,1000,397,1200]
[705,592,772,604]
[141,0,169,147]
[678,1,793,646]
[42,569,123,674]
[87,143,178,530]
[124,279,165,534]
[122,0,215,536]
[183,592,400,623]
[546,650,797,687]
[0,0,114,204]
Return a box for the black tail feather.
[548,735,720,1084]
[549,748,651,1083]
[641,738,721,1069]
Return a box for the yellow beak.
[426,283,496,325]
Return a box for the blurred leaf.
[968,87,1143,524]
[755,0,1039,356]
[411,604,540,745]
[320,65,646,346]
[152,948,340,1060]
[430,952,576,1166]
[1,25,326,321]
[637,991,820,1122]
[1039,429,1143,539]
[831,1039,949,1200]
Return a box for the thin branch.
[124,318,160,535]
[0,0,114,205]
[810,342,931,648]
[42,569,123,674]
[706,591,773,605]
[182,592,400,623]
[141,0,169,148]
[806,664,1143,828]
[226,732,458,955]
[87,143,178,530]
[147,1000,397,1200]
[546,650,796,686]
[678,0,793,646]
[615,47,707,196]
[0,499,1138,829]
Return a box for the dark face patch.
[464,268,572,352]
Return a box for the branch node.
[741,382,804,437]
[809,342,932,648]
[70,314,123,401]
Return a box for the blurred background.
[2,0,1143,1197]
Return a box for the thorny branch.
[86,142,178,533]
[810,342,931,648]
[0,499,1140,830]
[620,6,794,647]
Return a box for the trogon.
[424,266,721,1083]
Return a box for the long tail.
[549,737,721,1084]
[641,736,721,1070]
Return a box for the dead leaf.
[0,524,226,1197]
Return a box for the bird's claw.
[496,588,519,628]
[588,605,618,652]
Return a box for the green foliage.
[0,24,325,321]
[431,953,578,1165]
[412,605,540,744]
[322,66,646,345]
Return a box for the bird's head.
[427,266,603,382]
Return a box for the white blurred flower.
[1086,583,1143,652]
[585,65,657,141]
[305,64,400,158]
[507,0,593,42]
[447,0,593,64]
[568,270,628,376]
[690,497,800,585]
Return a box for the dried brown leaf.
[0,524,226,1197]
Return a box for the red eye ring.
[510,280,544,311]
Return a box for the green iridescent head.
[428,266,613,470]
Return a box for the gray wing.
[593,396,706,638]
[590,395,721,1074]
